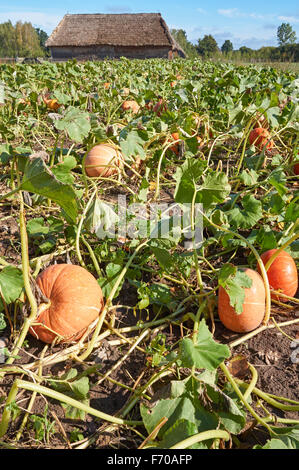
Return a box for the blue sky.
[0,1,298,50]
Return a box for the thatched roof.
[45,13,185,54]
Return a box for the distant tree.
[277,23,297,46]
[0,21,18,56]
[239,46,253,56]
[35,27,49,55]
[170,29,198,58]
[197,35,219,58]
[0,21,45,57]
[221,40,233,54]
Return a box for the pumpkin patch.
[0,57,298,451]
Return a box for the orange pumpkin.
[258,249,298,300]
[249,128,273,151]
[29,264,104,344]
[168,132,180,155]
[218,268,265,333]
[104,82,110,89]
[121,100,140,114]
[84,143,123,177]
[43,95,61,111]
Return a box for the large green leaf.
[226,194,263,229]
[20,156,79,223]
[0,266,24,308]
[140,376,218,440]
[174,158,206,204]
[197,172,231,210]
[180,319,230,370]
[54,106,91,143]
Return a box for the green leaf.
[158,419,206,449]
[0,312,6,330]
[53,90,71,105]
[205,384,246,434]
[218,264,252,314]
[0,266,24,305]
[180,319,230,370]
[85,198,119,239]
[20,156,79,223]
[54,106,91,143]
[52,155,77,184]
[197,172,231,210]
[140,376,218,440]
[226,194,263,229]
[254,426,299,449]
[174,158,206,204]
[119,129,146,160]
[98,262,123,299]
[268,169,287,196]
[239,169,259,186]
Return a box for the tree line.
[0,21,49,57]
[171,23,299,62]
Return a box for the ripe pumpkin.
[84,143,123,177]
[29,264,104,344]
[258,249,298,300]
[104,82,110,89]
[168,132,180,155]
[218,268,265,333]
[43,95,61,111]
[121,100,140,114]
[249,127,273,151]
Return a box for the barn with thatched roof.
[45,13,185,60]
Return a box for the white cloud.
[217,8,269,20]
[217,8,240,18]
[0,11,62,33]
[196,8,208,15]
[278,16,299,24]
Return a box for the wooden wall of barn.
[49,45,172,60]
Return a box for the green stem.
[5,193,38,365]
[235,380,299,412]
[0,379,142,438]
[170,429,230,449]
[75,188,97,268]
[220,362,274,434]
[243,363,258,401]
[78,240,148,361]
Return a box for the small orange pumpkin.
[84,143,123,177]
[121,100,140,114]
[249,127,273,151]
[168,132,180,155]
[258,249,298,300]
[43,95,61,111]
[29,264,104,344]
[218,268,265,333]
[103,82,110,90]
